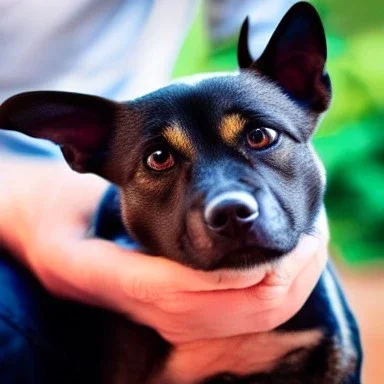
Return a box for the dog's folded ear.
[0,91,119,174]
[238,2,331,112]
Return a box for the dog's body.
[95,186,362,384]
[0,2,362,383]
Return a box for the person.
[0,1,328,382]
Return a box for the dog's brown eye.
[247,128,278,149]
[146,149,175,171]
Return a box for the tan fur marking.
[220,114,247,145]
[163,125,195,158]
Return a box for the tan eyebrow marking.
[219,114,247,145]
[163,125,195,158]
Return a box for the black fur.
[0,2,362,383]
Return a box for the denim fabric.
[0,251,104,384]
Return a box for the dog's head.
[0,2,330,270]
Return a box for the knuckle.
[245,283,286,306]
[244,288,276,312]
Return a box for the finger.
[35,236,255,309]
[256,238,328,331]
[43,228,324,311]
[112,225,327,297]
[147,239,328,343]
[258,234,320,296]
[103,233,321,298]
[37,231,327,344]
[149,234,320,315]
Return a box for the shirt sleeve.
[206,0,298,58]
[0,131,60,158]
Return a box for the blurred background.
[172,0,384,382]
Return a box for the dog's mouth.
[180,204,300,271]
[180,231,296,271]
[211,246,287,270]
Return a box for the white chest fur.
[151,329,323,384]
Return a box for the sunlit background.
[172,1,384,382]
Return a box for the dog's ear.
[238,2,331,112]
[0,91,119,174]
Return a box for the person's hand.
[0,157,328,345]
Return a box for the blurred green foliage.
[313,0,384,263]
[173,1,384,265]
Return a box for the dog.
[0,2,362,383]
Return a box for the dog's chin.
[181,209,302,271]
[179,235,298,271]
[210,246,289,271]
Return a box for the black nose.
[204,191,259,237]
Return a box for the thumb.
[41,236,269,311]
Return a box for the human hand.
[0,157,328,345]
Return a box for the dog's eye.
[247,128,278,149]
[146,149,175,171]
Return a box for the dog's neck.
[151,329,322,384]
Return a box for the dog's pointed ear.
[239,2,331,112]
[237,16,254,69]
[0,91,119,174]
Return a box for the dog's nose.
[204,191,259,237]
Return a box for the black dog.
[0,2,362,383]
